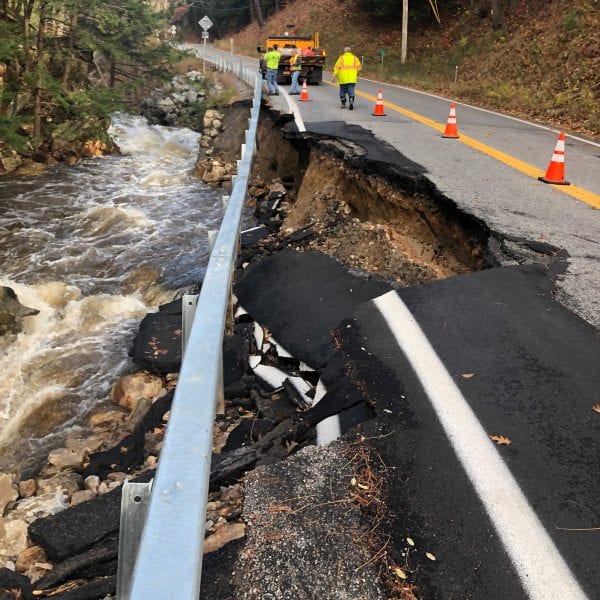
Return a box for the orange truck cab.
[258,31,326,84]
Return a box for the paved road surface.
[199,45,600,330]
[195,46,600,599]
[344,265,599,599]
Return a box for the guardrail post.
[116,481,153,600]
[207,229,218,254]
[182,294,199,355]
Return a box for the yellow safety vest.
[333,52,361,84]
[264,50,281,70]
[290,54,302,71]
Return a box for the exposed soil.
[282,148,483,283]
[248,112,486,287]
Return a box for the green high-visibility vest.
[264,50,281,69]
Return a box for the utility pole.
[401,0,408,64]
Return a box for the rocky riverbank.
[0,116,115,177]
[0,64,240,178]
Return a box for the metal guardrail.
[206,53,258,86]
[124,55,263,599]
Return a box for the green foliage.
[0,115,30,150]
[563,9,579,31]
[0,21,20,62]
[63,87,127,120]
[0,0,180,150]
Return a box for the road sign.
[198,15,213,30]
[201,31,209,40]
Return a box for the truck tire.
[309,67,323,85]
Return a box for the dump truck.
[258,31,326,85]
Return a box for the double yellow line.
[328,82,600,209]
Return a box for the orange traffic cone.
[299,79,309,102]
[371,89,386,116]
[538,132,570,185]
[442,103,459,138]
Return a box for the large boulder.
[110,372,166,412]
[0,287,39,336]
[0,143,23,174]
[50,116,113,163]
[0,518,28,562]
[13,159,48,176]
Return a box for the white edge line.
[373,291,588,600]
[280,89,306,133]
[252,363,288,389]
[240,225,265,234]
[312,379,341,445]
[280,88,293,115]
[264,86,306,133]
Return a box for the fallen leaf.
[425,552,437,561]
[357,482,369,490]
[489,434,512,446]
[462,373,475,379]
[393,567,407,579]
[592,405,600,414]
[406,537,415,546]
[285,440,298,454]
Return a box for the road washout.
[212,106,569,599]
[0,91,570,600]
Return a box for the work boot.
[349,98,354,110]
[341,99,346,109]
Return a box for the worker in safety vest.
[332,47,361,110]
[289,49,302,94]
[263,44,281,96]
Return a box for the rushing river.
[0,114,225,473]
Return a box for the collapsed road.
[213,107,599,599]
[194,81,599,598]
[4,53,598,599]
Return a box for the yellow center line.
[324,81,600,209]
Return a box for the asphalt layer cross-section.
[234,248,391,369]
[341,263,600,599]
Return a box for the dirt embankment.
[220,0,600,138]
[245,110,488,287]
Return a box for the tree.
[0,0,179,148]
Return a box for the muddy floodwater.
[0,114,224,473]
